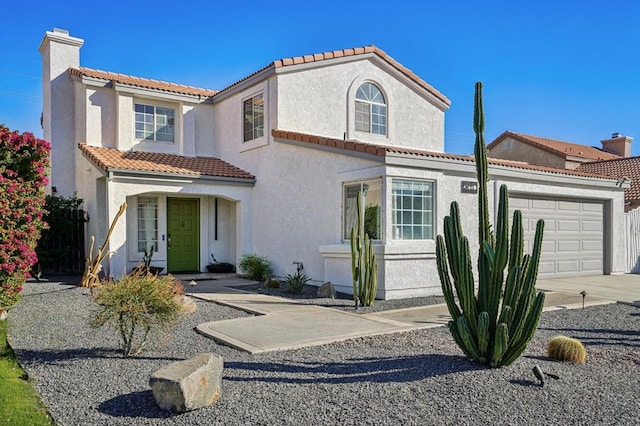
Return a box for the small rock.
[149,353,223,412]
[176,296,197,313]
[264,278,280,289]
[317,282,336,299]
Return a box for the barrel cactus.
[547,335,587,364]
[436,82,546,367]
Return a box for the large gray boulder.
[149,353,223,412]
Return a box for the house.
[487,130,626,170]
[577,157,640,212]
[39,28,629,299]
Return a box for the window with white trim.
[392,179,434,240]
[343,180,382,240]
[243,93,264,142]
[135,104,175,142]
[355,82,387,135]
[137,196,158,252]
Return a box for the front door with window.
[167,198,200,273]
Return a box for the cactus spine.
[436,82,546,367]
[547,335,587,364]
[350,191,378,307]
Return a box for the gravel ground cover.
[7,279,640,425]
[235,282,445,313]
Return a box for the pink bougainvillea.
[0,125,50,310]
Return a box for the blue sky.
[1,0,639,155]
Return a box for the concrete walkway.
[184,274,639,354]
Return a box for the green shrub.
[90,271,185,356]
[285,271,310,294]
[239,253,272,281]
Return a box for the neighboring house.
[577,157,640,212]
[39,28,629,299]
[488,130,625,170]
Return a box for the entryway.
[167,198,200,273]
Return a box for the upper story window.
[243,93,264,142]
[355,82,387,136]
[135,104,175,142]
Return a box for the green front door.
[167,198,200,273]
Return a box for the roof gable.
[79,144,254,180]
[69,45,449,107]
[489,131,620,162]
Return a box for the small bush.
[239,253,272,281]
[90,271,185,356]
[285,271,310,295]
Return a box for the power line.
[0,69,40,80]
[0,90,41,102]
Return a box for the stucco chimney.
[39,28,84,196]
[601,132,633,158]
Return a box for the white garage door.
[509,197,603,278]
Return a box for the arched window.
[355,82,387,135]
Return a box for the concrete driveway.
[537,274,640,307]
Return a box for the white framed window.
[243,93,264,142]
[137,196,158,252]
[355,82,387,135]
[135,104,175,142]
[392,179,434,240]
[343,180,382,240]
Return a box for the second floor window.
[243,93,264,142]
[135,104,175,142]
[355,82,387,136]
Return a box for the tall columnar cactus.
[436,82,546,367]
[351,192,378,307]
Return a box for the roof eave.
[212,65,277,103]
[106,168,256,185]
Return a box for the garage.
[509,196,604,278]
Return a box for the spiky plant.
[350,191,378,307]
[436,82,546,367]
[547,335,587,364]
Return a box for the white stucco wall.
[101,176,253,277]
[276,58,446,152]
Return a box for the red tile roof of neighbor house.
[78,144,255,180]
[272,129,619,180]
[69,67,218,97]
[577,157,640,202]
[70,46,450,106]
[488,131,620,162]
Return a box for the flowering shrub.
[0,125,50,310]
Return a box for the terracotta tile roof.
[488,131,620,162]
[69,67,217,97]
[272,129,617,180]
[79,144,254,180]
[217,46,451,106]
[577,157,640,202]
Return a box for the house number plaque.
[461,181,478,194]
